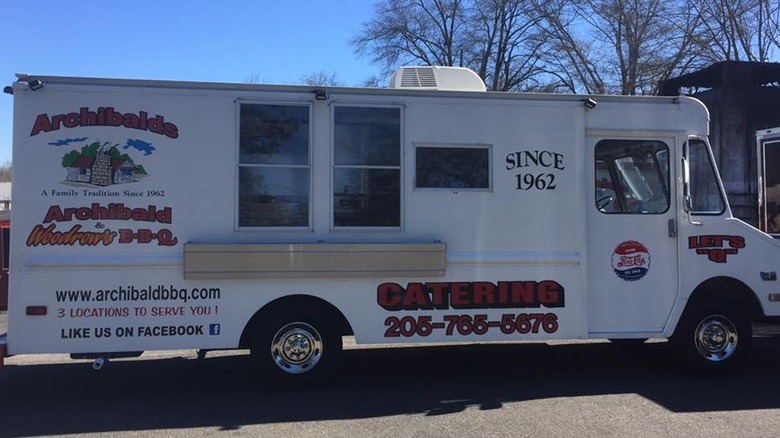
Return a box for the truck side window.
[415,145,490,189]
[238,103,311,227]
[687,139,725,214]
[333,106,401,227]
[594,140,669,214]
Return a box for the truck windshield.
[687,139,725,215]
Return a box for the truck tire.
[671,303,752,374]
[249,306,342,389]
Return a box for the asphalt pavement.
[3,308,780,437]
[1,333,780,437]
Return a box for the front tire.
[672,303,752,374]
[250,306,342,389]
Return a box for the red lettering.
[118,229,134,243]
[690,235,745,263]
[30,107,180,139]
[43,205,65,223]
[427,283,449,309]
[708,249,727,263]
[511,282,536,307]
[377,283,404,311]
[107,107,123,126]
[148,116,164,134]
[164,122,179,139]
[450,283,471,308]
[30,113,53,136]
[472,282,495,307]
[403,283,430,310]
[727,236,746,249]
[538,281,564,307]
[63,113,80,128]
[123,113,141,129]
[377,280,566,311]
[137,229,153,244]
[497,282,510,306]
[80,107,97,126]
[51,114,65,130]
[75,207,92,221]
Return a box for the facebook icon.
[209,324,221,336]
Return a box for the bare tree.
[299,71,346,87]
[353,0,547,91]
[690,0,780,62]
[243,74,270,84]
[353,0,467,73]
[585,0,692,94]
[361,75,385,88]
[354,0,780,95]
[0,162,11,183]
[535,0,704,95]
[467,0,547,91]
[532,0,607,93]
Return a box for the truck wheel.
[672,304,752,374]
[249,307,342,389]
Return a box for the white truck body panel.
[6,74,779,357]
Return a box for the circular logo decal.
[611,240,650,282]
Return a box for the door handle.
[668,218,677,238]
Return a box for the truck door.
[587,136,679,335]
[757,127,780,236]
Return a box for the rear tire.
[249,306,342,389]
[671,302,752,374]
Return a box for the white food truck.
[3,66,779,386]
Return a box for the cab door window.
[595,140,670,214]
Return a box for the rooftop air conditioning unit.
[388,66,487,92]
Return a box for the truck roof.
[12,73,701,107]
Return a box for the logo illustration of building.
[62,141,148,187]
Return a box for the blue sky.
[0,1,382,165]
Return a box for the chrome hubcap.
[271,322,323,374]
[694,315,738,362]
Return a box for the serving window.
[333,106,402,228]
[238,103,311,228]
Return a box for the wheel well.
[685,276,764,319]
[239,294,354,349]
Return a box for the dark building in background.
[659,61,780,226]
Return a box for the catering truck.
[3,66,780,386]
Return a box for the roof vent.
[389,66,487,92]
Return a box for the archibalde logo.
[30,107,179,139]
